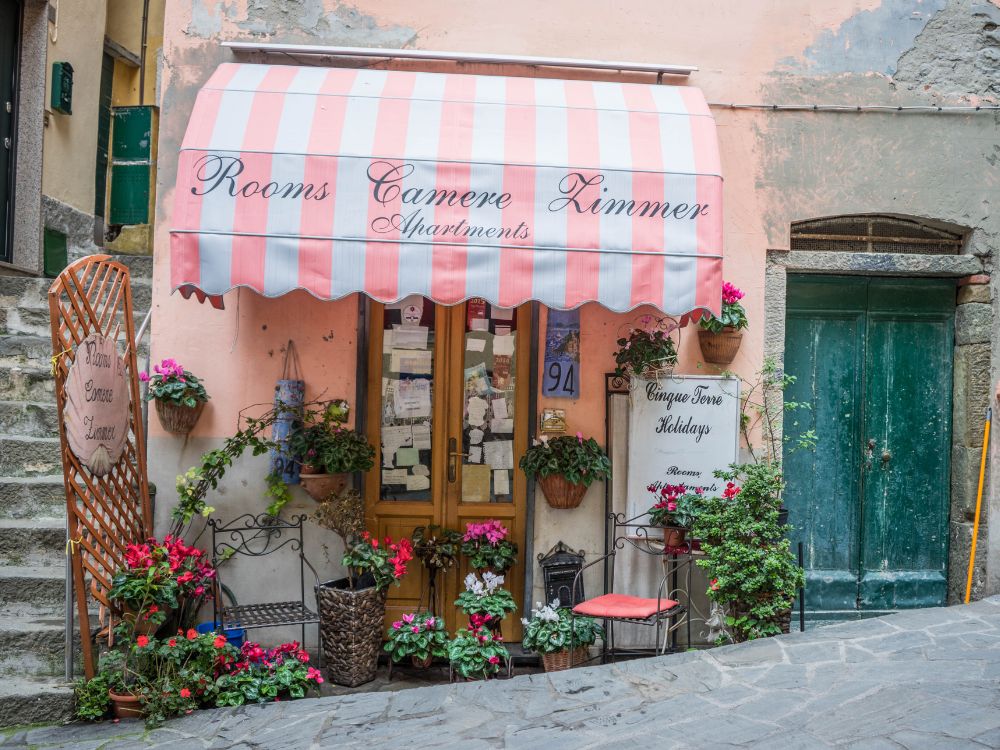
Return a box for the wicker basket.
[155,399,205,435]
[316,578,387,687]
[698,327,744,365]
[537,475,588,509]
[541,646,588,672]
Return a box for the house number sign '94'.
[63,333,130,476]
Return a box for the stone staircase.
[0,255,151,726]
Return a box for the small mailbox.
[51,62,73,115]
[537,541,585,608]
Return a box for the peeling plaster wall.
[151,0,999,640]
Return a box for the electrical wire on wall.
[709,102,1000,114]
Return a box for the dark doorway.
[783,275,954,618]
[94,52,114,221]
[0,0,22,264]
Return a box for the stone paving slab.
[5,597,1000,749]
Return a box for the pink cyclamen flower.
[392,621,402,630]
[426,617,435,627]
[488,655,500,665]
[138,371,149,382]
[402,613,415,624]
[576,431,584,444]
[412,626,420,633]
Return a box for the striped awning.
[170,63,723,315]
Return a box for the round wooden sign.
[64,334,130,476]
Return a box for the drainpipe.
[139,0,149,105]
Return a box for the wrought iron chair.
[209,513,321,661]
[569,511,691,666]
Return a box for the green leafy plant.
[454,572,517,621]
[73,672,111,721]
[140,358,209,407]
[383,612,449,664]
[646,484,703,529]
[520,601,603,655]
[459,520,518,572]
[412,525,462,572]
[287,406,375,474]
[448,625,509,680]
[699,281,749,333]
[518,434,611,487]
[342,531,414,591]
[613,316,679,377]
[215,641,323,706]
[692,462,805,643]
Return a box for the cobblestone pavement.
[5,597,1000,749]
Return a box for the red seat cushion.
[572,593,679,620]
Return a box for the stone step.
[0,436,62,477]
[0,400,59,438]
[0,477,66,520]
[0,676,74,727]
[0,364,54,401]
[0,335,52,367]
[0,616,73,677]
[0,520,65,568]
[0,565,65,618]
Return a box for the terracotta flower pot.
[121,603,172,637]
[108,690,144,720]
[663,526,688,547]
[155,399,206,435]
[411,653,434,669]
[537,475,588,509]
[299,472,348,501]
[299,463,321,475]
[698,327,744,365]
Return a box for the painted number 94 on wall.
[543,309,580,399]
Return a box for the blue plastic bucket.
[196,621,246,649]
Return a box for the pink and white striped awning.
[170,63,723,315]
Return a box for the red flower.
[136,635,149,647]
[148,604,158,613]
[186,628,198,640]
[213,635,227,648]
[710,578,719,591]
[179,688,191,698]
[488,655,500,665]
[168,638,177,647]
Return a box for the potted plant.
[287,404,375,501]
[519,434,611,509]
[698,281,749,365]
[692,462,804,643]
[520,600,603,672]
[315,531,413,686]
[384,612,449,668]
[215,640,324,706]
[412,525,462,615]
[454,571,517,634]
[613,315,679,379]
[448,625,509,681]
[141,358,210,435]
[646,483,703,547]
[460,520,518,572]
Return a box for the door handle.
[447,437,468,483]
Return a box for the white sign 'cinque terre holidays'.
[64,333,130,476]
[626,376,740,520]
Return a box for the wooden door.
[0,0,20,264]
[783,276,953,616]
[366,297,530,641]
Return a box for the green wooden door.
[0,0,21,264]
[94,53,114,219]
[783,276,953,616]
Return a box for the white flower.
[520,618,530,626]
[464,572,485,596]
[482,571,505,594]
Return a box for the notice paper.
[412,423,432,450]
[405,474,430,491]
[391,349,433,375]
[395,379,431,418]
[490,418,514,434]
[462,465,492,502]
[467,396,488,427]
[470,318,489,332]
[495,325,511,337]
[468,446,483,464]
[468,428,484,445]
[412,464,430,476]
[382,469,408,486]
[493,469,510,496]
[493,335,516,356]
[484,440,514,470]
[381,424,413,467]
[492,307,514,321]
[491,398,509,420]
[391,325,429,350]
[395,447,419,466]
[466,338,486,352]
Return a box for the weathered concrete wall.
[149,0,999,644]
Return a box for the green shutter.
[43,228,67,278]
[109,105,155,225]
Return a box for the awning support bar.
[221,42,696,78]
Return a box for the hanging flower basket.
[698,327,744,365]
[541,646,589,673]
[155,399,205,435]
[316,577,387,687]
[663,526,688,547]
[299,472,348,501]
[537,474,588,509]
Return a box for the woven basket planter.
[155,399,205,435]
[698,327,744,365]
[537,475,588,509]
[541,646,588,672]
[316,578,387,687]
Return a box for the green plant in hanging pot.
[698,281,749,365]
[287,404,375,501]
[384,612,450,668]
[142,358,210,436]
[613,315,679,379]
[520,600,603,672]
[519,433,611,509]
[412,524,462,615]
[646,483,703,547]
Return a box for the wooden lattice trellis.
[48,254,152,678]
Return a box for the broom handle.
[965,407,992,604]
